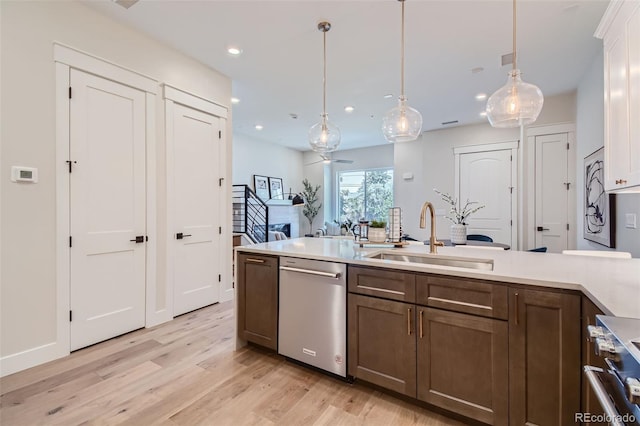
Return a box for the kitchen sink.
[367,252,494,271]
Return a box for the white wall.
[395,93,576,242]
[576,50,640,257]
[1,1,231,372]
[232,133,304,237]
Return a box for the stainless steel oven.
[585,316,640,425]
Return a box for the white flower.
[433,189,485,225]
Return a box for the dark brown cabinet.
[508,288,581,425]
[236,252,278,350]
[348,293,417,397]
[416,307,508,425]
[581,296,607,424]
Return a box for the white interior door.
[534,134,569,253]
[458,148,515,246]
[69,69,146,351]
[170,103,221,316]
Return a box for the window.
[337,168,393,223]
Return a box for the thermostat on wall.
[11,166,38,183]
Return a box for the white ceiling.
[83,0,609,152]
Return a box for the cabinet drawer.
[416,275,508,320]
[348,266,415,303]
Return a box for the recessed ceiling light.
[255,124,263,130]
[475,93,487,101]
[480,111,487,117]
[383,94,393,99]
[231,97,240,104]
[344,106,355,113]
[227,46,242,56]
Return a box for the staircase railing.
[232,184,268,243]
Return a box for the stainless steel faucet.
[419,201,444,254]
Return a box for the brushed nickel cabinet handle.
[407,308,412,336]
[419,310,424,339]
[246,258,265,264]
[514,292,519,326]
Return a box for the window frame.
[335,167,394,223]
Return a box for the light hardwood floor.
[0,302,464,426]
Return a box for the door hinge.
[66,160,77,173]
[564,182,571,190]
[218,274,221,282]
[510,220,513,226]
[510,155,513,161]
[567,142,570,150]
[69,310,73,322]
[69,236,72,247]
[219,130,222,139]
[69,87,72,99]
[219,177,224,187]
[219,226,222,234]
[509,187,513,194]
[567,223,570,231]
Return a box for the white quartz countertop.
[235,237,640,318]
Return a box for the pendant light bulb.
[382,0,422,143]
[486,0,543,128]
[309,22,340,153]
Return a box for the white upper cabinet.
[595,0,640,192]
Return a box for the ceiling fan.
[305,154,354,166]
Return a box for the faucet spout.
[419,201,445,254]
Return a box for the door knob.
[129,235,145,243]
[536,226,549,232]
[176,232,192,240]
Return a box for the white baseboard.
[0,341,68,378]
[145,308,172,328]
[220,286,234,303]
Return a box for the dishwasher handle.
[279,266,341,279]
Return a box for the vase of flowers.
[434,189,485,244]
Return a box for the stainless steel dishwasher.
[278,256,347,377]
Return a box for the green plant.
[433,188,485,225]
[370,220,386,228]
[301,178,322,234]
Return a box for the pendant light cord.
[512,0,517,71]
[400,0,405,98]
[323,27,327,116]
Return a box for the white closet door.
[170,103,221,316]
[535,133,569,253]
[70,69,146,351]
[458,149,514,245]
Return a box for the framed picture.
[584,147,616,247]
[268,177,284,200]
[253,175,269,200]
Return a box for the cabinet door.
[417,307,508,425]
[348,293,416,397]
[509,288,581,425]
[581,297,607,425]
[237,253,278,350]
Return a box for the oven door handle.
[584,366,626,426]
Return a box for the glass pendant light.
[309,22,340,153]
[382,0,422,143]
[486,0,543,128]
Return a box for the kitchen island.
[235,237,640,425]
[236,237,640,317]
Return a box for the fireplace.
[268,223,291,238]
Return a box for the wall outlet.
[626,213,637,229]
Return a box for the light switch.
[625,213,637,229]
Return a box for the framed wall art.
[584,147,616,247]
[268,177,284,200]
[253,175,269,200]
